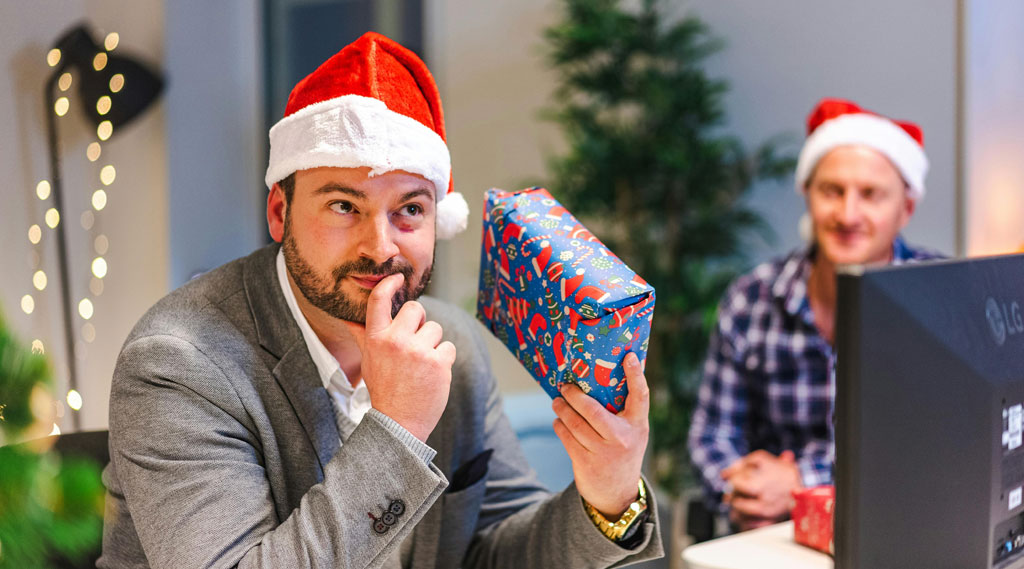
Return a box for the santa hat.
[795,98,928,201]
[265,32,468,239]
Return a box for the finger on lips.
[364,273,405,333]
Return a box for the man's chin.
[821,242,887,267]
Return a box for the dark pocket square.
[447,449,493,493]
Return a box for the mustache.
[331,258,414,286]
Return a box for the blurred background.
[1,0,1023,563]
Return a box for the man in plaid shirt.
[687,98,944,532]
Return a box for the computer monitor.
[834,253,1024,569]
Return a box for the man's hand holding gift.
[553,352,649,518]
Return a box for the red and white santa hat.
[795,98,929,201]
[265,32,468,239]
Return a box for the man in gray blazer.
[100,32,662,568]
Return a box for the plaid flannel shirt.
[687,236,943,504]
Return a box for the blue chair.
[502,390,574,492]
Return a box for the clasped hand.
[721,449,802,531]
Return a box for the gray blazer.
[99,245,662,568]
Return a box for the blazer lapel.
[243,245,340,473]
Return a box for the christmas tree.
[0,311,104,567]
[543,0,795,495]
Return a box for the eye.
[329,200,356,214]
[399,203,424,217]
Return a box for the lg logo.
[987,297,1024,346]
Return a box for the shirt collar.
[772,235,914,319]
[276,249,348,391]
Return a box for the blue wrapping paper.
[476,187,656,413]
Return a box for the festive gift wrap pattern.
[476,187,656,413]
[792,485,835,556]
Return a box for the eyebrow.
[312,184,366,199]
[311,183,434,203]
[399,188,434,203]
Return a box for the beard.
[282,216,433,324]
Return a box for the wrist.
[582,479,649,542]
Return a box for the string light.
[30,31,126,420]
[36,180,51,200]
[100,165,116,185]
[50,423,61,435]
[32,270,47,291]
[66,390,83,411]
[80,211,95,230]
[45,208,60,228]
[21,295,35,314]
[97,120,112,140]
[54,96,69,116]
[91,257,107,278]
[96,95,111,115]
[78,299,94,320]
[92,189,107,210]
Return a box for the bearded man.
[99,33,662,568]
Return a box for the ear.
[267,184,286,243]
[899,192,917,231]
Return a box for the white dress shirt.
[276,250,372,441]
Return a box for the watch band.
[582,479,649,542]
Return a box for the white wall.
[0,1,168,432]
[964,0,1024,256]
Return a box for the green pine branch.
[0,311,104,568]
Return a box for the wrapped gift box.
[792,485,835,556]
[476,187,655,413]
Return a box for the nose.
[837,191,862,227]
[358,213,401,264]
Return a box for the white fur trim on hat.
[795,113,929,201]
[266,94,451,199]
[436,191,468,240]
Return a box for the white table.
[682,521,833,569]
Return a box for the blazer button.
[372,519,389,534]
[382,512,397,526]
[389,499,406,516]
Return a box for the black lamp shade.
[52,24,163,130]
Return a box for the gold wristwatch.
[582,479,648,542]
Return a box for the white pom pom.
[436,191,469,240]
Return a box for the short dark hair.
[278,173,296,205]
